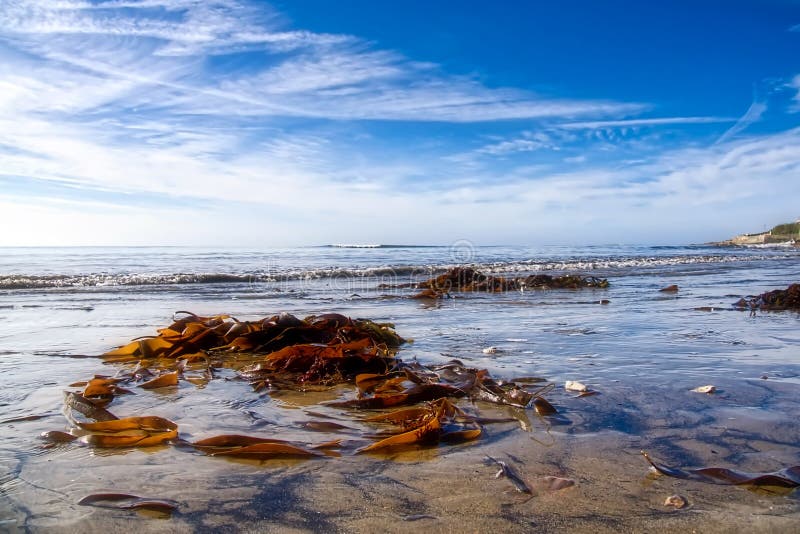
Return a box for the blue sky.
[0,0,799,246]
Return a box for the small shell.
[482,346,499,354]
[565,380,588,392]
[664,494,688,509]
[691,385,715,394]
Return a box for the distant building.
[732,233,768,245]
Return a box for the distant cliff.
[712,220,800,246]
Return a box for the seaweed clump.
[44,311,560,458]
[103,311,403,385]
[734,283,800,311]
[411,267,608,298]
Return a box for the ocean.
[1,244,799,532]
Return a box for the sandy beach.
[1,246,799,533]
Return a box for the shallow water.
[1,245,799,532]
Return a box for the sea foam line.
[0,252,795,289]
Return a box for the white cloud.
[1,0,347,57]
[477,131,560,156]
[0,0,642,123]
[3,106,798,246]
[0,1,797,246]
[470,116,732,159]
[790,74,800,109]
[715,100,767,144]
[559,116,735,129]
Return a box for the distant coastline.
[710,219,800,247]
[322,244,442,249]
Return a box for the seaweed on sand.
[642,451,800,496]
[46,312,559,456]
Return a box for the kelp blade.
[208,442,320,459]
[63,392,118,423]
[357,415,442,453]
[642,451,800,494]
[78,493,178,514]
[78,416,177,433]
[84,429,178,448]
[440,428,482,443]
[138,372,179,389]
[192,434,292,448]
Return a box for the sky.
[0,0,799,247]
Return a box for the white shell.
[565,380,588,392]
[664,494,688,509]
[691,385,716,394]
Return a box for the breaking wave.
[0,252,795,290]
[323,244,440,249]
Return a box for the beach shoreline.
[1,246,799,532]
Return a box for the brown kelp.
[60,391,178,448]
[324,360,542,411]
[357,398,481,453]
[77,416,178,448]
[191,434,331,460]
[398,267,608,298]
[734,283,800,311]
[103,312,403,368]
[77,493,179,515]
[642,451,800,495]
[44,311,559,458]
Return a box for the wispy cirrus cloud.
[715,99,767,144]
[476,131,563,156]
[0,0,641,123]
[433,126,800,242]
[559,116,736,129]
[0,0,648,234]
[0,1,797,246]
[1,0,349,56]
[471,116,733,158]
[789,74,800,110]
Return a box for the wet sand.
[3,373,799,533]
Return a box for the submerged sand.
[3,376,799,533]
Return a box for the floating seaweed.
[77,493,178,515]
[138,371,179,390]
[734,283,800,311]
[45,312,559,458]
[357,398,481,453]
[642,451,800,495]
[78,416,178,448]
[191,434,329,460]
[63,391,118,424]
[404,268,609,298]
[324,360,540,412]
[102,312,404,367]
[57,393,179,448]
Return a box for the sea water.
[1,244,798,531]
